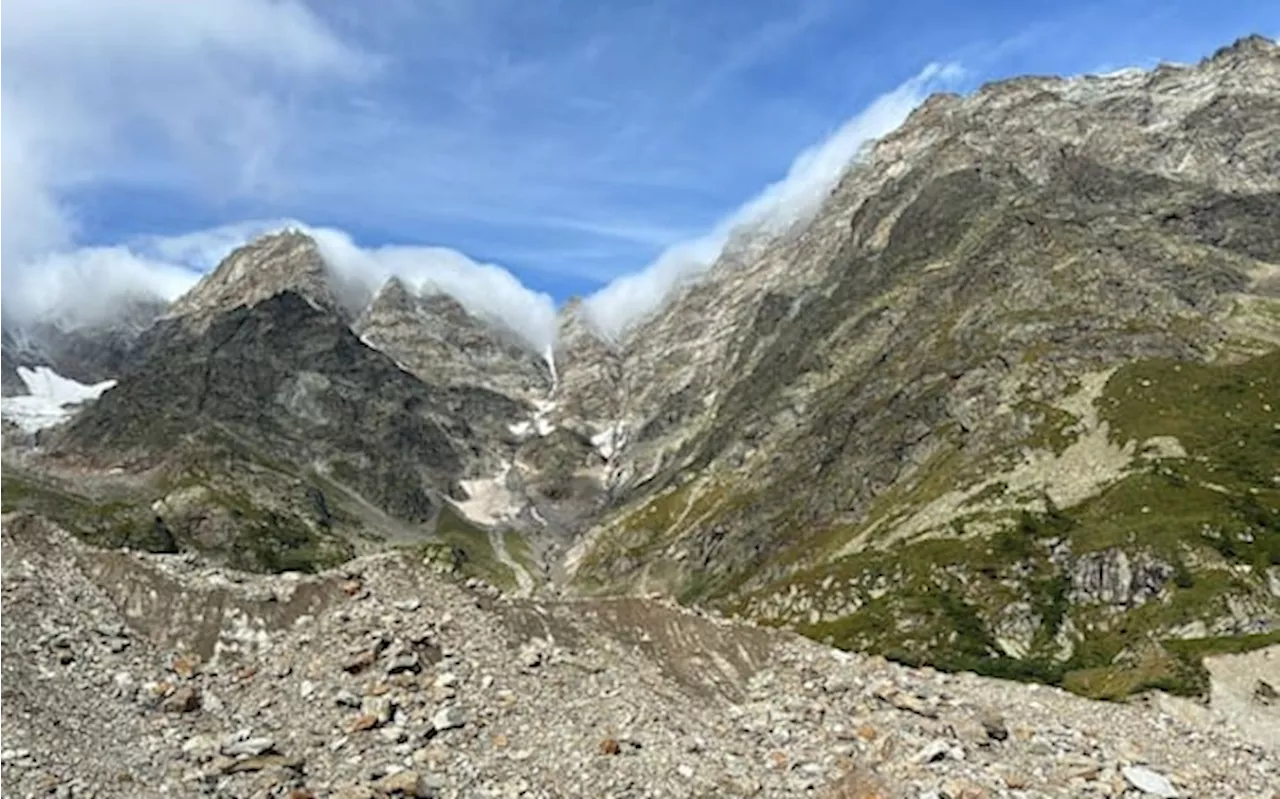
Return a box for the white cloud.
[582,62,963,340]
[5,247,203,330]
[2,218,317,330]
[1,0,366,287]
[130,220,300,272]
[3,219,559,355]
[1,0,963,360]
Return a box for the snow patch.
[455,465,521,526]
[508,398,557,439]
[543,345,558,393]
[1089,66,1146,80]
[531,398,558,437]
[591,423,628,460]
[1,366,116,432]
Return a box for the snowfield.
[1,366,116,433]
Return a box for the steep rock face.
[571,36,1280,509]
[551,299,623,433]
[1,329,35,396]
[565,37,1280,693]
[1069,549,1175,608]
[354,276,552,405]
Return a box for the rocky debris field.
[2,512,1277,799]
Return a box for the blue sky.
[2,0,1276,342]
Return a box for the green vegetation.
[222,500,351,574]
[576,478,757,595]
[428,504,518,591]
[724,352,1280,701]
[1015,400,1080,455]
[505,529,536,575]
[1062,644,1204,700]
[3,430,361,576]
[2,473,178,553]
[1099,351,1278,483]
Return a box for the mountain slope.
[563,36,1280,696]
[0,231,545,580]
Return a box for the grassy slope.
[724,351,1280,699]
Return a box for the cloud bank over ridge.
[3,221,561,355]
[1,0,959,353]
[581,62,962,341]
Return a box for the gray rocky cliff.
[565,36,1280,574]
[353,276,552,407]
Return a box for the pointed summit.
[555,297,618,354]
[366,275,417,315]
[165,230,341,327]
[552,297,622,427]
[1206,34,1277,65]
[355,281,552,404]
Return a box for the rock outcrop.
[1,328,35,396]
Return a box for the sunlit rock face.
[354,275,552,406]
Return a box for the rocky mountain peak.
[1208,33,1278,64]
[365,274,416,314]
[355,277,552,405]
[417,291,480,329]
[554,297,595,343]
[164,230,342,328]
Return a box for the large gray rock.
[1070,550,1174,607]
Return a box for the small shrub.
[1173,558,1195,589]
